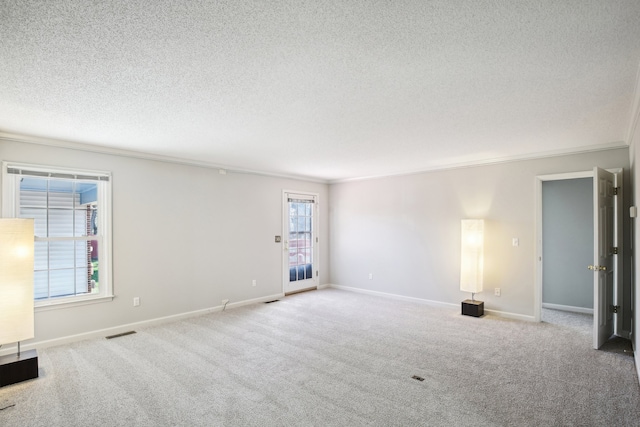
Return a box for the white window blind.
[3,162,112,306]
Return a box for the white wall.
[0,136,633,350]
[0,138,329,350]
[329,148,630,318]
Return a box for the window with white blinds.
[3,162,112,306]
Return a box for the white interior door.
[592,167,615,349]
[283,192,318,294]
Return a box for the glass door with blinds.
[283,192,318,294]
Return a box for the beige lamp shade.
[0,218,35,345]
[460,219,484,294]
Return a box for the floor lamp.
[0,218,38,387]
[460,219,484,317]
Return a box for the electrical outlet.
[252,279,257,286]
[512,238,519,247]
[368,273,373,280]
[133,297,140,306]
[494,288,501,297]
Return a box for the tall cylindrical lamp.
[0,218,38,387]
[460,219,485,317]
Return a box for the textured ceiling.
[1,1,640,182]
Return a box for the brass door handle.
[587,265,607,271]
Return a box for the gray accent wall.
[542,178,593,309]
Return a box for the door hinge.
[614,187,620,196]
[613,247,618,255]
[612,305,620,313]
[316,237,318,243]
[316,270,319,277]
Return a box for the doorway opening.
[282,191,319,295]
[541,177,594,312]
[535,168,624,349]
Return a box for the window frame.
[2,162,114,310]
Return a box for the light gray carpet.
[1,289,639,426]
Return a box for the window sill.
[35,294,115,312]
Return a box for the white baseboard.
[542,302,594,314]
[327,284,535,322]
[328,284,458,309]
[483,308,536,322]
[634,339,640,385]
[0,292,284,357]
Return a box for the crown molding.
[329,141,629,184]
[0,130,629,185]
[0,131,329,184]
[627,60,640,146]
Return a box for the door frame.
[534,169,623,339]
[282,190,320,294]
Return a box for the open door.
[591,167,615,349]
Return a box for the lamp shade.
[0,219,35,345]
[460,219,484,294]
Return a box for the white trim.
[282,189,320,200]
[535,168,624,329]
[0,292,284,357]
[483,309,535,322]
[535,171,594,181]
[282,190,320,294]
[224,293,285,310]
[330,141,628,184]
[0,131,629,185]
[534,177,543,323]
[535,170,597,323]
[328,284,536,322]
[1,162,17,217]
[635,340,640,384]
[35,294,114,311]
[613,169,625,338]
[4,161,111,180]
[329,284,458,308]
[627,59,640,145]
[0,132,327,184]
[2,161,114,305]
[542,302,594,314]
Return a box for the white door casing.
[592,167,616,349]
[535,168,624,343]
[282,191,319,294]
